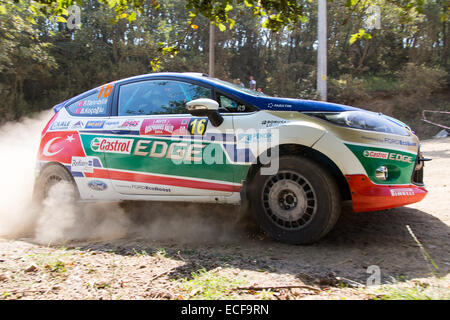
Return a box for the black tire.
[33,164,78,205]
[247,155,341,244]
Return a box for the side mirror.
[186,98,224,127]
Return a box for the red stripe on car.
[85,168,241,193]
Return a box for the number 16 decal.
[188,118,208,135]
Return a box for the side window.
[118,80,212,116]
[218,94,250,113]
[66,92,109,116]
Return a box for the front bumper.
[346,174,427,212]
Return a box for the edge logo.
[88,180,107,191]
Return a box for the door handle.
[110,129,133,134]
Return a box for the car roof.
[114,72,211,85]
[57,72,360,113]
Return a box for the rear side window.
[66,92,109,116]
[118,80,212,116]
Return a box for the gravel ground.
[0,137,449,300]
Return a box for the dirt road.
[0,137,449,300]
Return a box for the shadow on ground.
[61,200,450,286]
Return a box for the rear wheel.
[247,156,341,244]
[33,164,78,205]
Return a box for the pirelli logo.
[390,188,415,196]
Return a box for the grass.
[132,248,149,256]
[153,248,168,259]
[177,268,246,300]
[372,282,450,300]
[27,250,73,274]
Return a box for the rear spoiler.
[53,103,64,113]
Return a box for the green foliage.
[328,74,371,105]
[398,63,447,98]
[0,0,448,128]
[177,268,246,300]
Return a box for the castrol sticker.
[363,150,389,159]
[90,137,133,154]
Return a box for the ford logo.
[88,180,107,191]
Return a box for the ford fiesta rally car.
[34,72,428,244]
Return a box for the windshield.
[209,78,269,97]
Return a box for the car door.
[103,79,241,197]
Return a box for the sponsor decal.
[104,120,120,127]
[71,121,84,129]
[383,138,417,147]
[261,119,288,127]
[88,180,108,191]
[77,98,107,107]
[50,121,70,130]
[71,156,94,173]
[140,118,190,136]
[90,137,134,154]
[131,185,171,193]
[388,153,413,163]
[133,139,205,162]
[363,150,413,163]
[390,188,415,196]
[363,150,389,159]
[121,120,140,127]
[237,132,272,143]
[85,120,105,129]
[361,136,417,147]
[75,105,106,115]
[267,102,292,109]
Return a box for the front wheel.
[247,156,341,244]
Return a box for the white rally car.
[34,73,428,244]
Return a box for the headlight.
[305,111,411,136]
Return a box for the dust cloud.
[0,111,246,245]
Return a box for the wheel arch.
[34,161,80,196]
[243,144,351,201]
